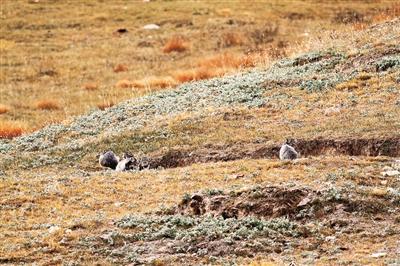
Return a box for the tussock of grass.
[0,121,25,138]
[82,82,99,91]
[97,101,114,110]
[113,64,128,73]
[35,100,60,110]
[163,36,189,53]
[115,79,134,89]
[146,76,176,89]
[0,104,9,114]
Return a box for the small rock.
[324,107,341,116]
[371,252,387,258]
[143,24,160,30]
[381,170,400,177]
[48,225,60,234]
[114,202,124,207]
[325,236,336,241]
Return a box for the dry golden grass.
[147,76,176,88]
[198,52,257,69]
[0,121,25,138]
[163,36,189,53]
[0,0,396,132]
[116,79,148,89]
[97,101,114,110]
[35,100,60,110]
[173,67,223,83]
[0,104,9,114]
[1,156,396,264]
[220,32,245,47]
[82,82,99,91]
[113,63,129,73]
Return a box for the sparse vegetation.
[1,1,399,265]
[1,0,396,133]
[163,36,189,53]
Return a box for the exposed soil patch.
[147,137,400,169]
[84,184,399,264]
[171,185,395,220]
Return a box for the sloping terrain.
[0,20,400,265]
[1,0,398,131]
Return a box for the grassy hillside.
[1,16,400,264]
[1,0,398,134]
[1,1,400,265]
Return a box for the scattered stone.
[48,225,61,234]
[371,252,387,258]
[381,170,400,177]
[143,24,160,30]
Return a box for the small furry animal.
[116,153,137,172]
[99,151,120,169]
[137,156,150,170]
[279,139,298,160]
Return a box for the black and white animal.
[98,151,120,169]
[116,153,137,172]
[279,139,298,160]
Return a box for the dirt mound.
[172,185,394,220]
[147,137,400,169]
[176,187,311,219]
[86,184,399,264]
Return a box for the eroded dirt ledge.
[147,137,400,169]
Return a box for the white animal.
[116,153,137,172]
[99,151,120,169]
[279,140,298,160]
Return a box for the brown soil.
[172,185,395,221]
[147,137,400,169]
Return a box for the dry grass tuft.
[35,100,60,110]
[0,105,10,114]
[146,76,177,89]
[116,79,146,89]
[163,36,189,53]
[82,82,99,91]
[173,69,198,83]
[0,121,25,139]
[219,32,245,47]
[115,79,133,88]
[216,8,233,17]
[113,64,129,73]
[97,101,114,110]
[172,52,259,84]
[173,67,225,83]
[371,4,400,23]
[198,52,257,69]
